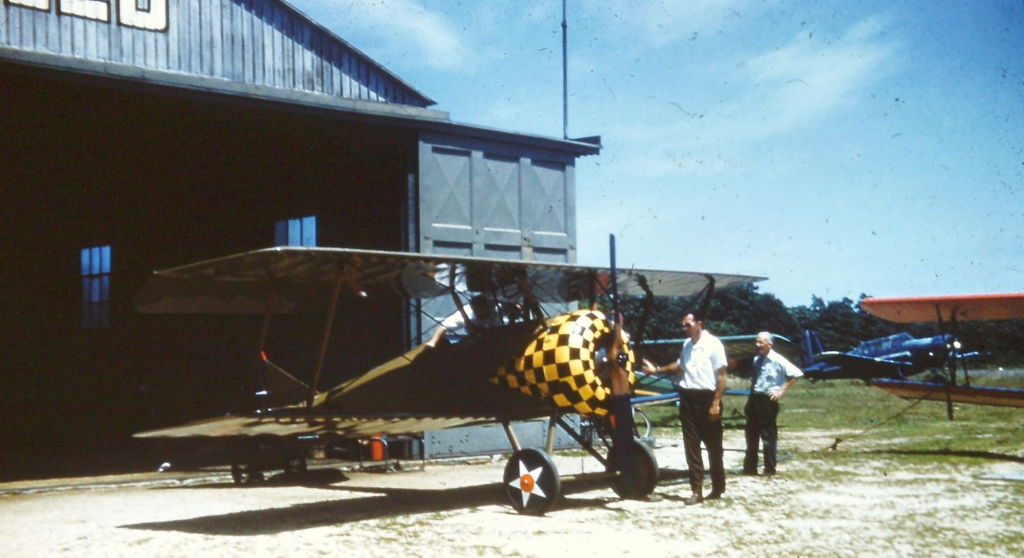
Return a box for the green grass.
[783,379,1023,456]
[642,374,1024,463]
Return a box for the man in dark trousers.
[642,311,728,505]
[743,331,803,476]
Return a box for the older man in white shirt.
[743,331,803,476]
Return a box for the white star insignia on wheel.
[508,460,547,507]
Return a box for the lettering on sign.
[5,0,168,32]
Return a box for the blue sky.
[293,0,1023,307]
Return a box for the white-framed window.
[81,245,111,328]
[275,216,317,247]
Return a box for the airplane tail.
[801,330,825,368]
[253,352,313,409]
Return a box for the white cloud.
[305,0,469,71]
[736,16,898,136]
[581,15,900,184]
[588,0,763,48]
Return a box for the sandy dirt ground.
[2,429,1021,558]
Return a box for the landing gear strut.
[230,454,306,485]
[230,462,264,484]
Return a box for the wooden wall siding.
[0,0,431,107]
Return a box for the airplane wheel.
[608,439,659,500]
[231,463,264,485]
[283,456,307,476]
[503,448,561,516]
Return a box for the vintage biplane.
[133,245,762,514]
[860,293,1024,418]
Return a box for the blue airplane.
[798,330,978,381]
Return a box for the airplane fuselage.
[852,332,953,370]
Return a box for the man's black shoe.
[741,469,758,476]
[683,494,703,506]
[706,491,724,500]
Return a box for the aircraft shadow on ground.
[869,449,1024,463]
[122,470,670,535]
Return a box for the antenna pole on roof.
[562,0,569,139]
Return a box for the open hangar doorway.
[0,64,417,477]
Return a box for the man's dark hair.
[683,309,705,323]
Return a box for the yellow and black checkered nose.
[492,310,635,418]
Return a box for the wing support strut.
[516,273,544,323]
[934,304,956,420]
[585,269,599,310]
[633,274,655,349]
[307,273,345,409]
[252,292,276,411]
[448,265,475,334]
[697,274,716,319]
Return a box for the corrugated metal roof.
[0,0,600,156]
[0,0,435,107]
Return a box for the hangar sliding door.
[418,132,577,263]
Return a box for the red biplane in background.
[860,293,1024,419]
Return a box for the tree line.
[614,285,1024,366]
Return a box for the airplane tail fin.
[254,352,313,409]
[801,330,825,367]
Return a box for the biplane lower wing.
[135,413,493,439]
[871,380,1024,408]
[632,371,749,404]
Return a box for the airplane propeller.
[606,234,641,497]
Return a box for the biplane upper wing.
[134,247,765,313]
[860,293,1024,323]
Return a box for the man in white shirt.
[743,331,802,476]
[643,311,728,505]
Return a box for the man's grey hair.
[757,331,774,345]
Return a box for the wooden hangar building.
[0,0,599,476]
